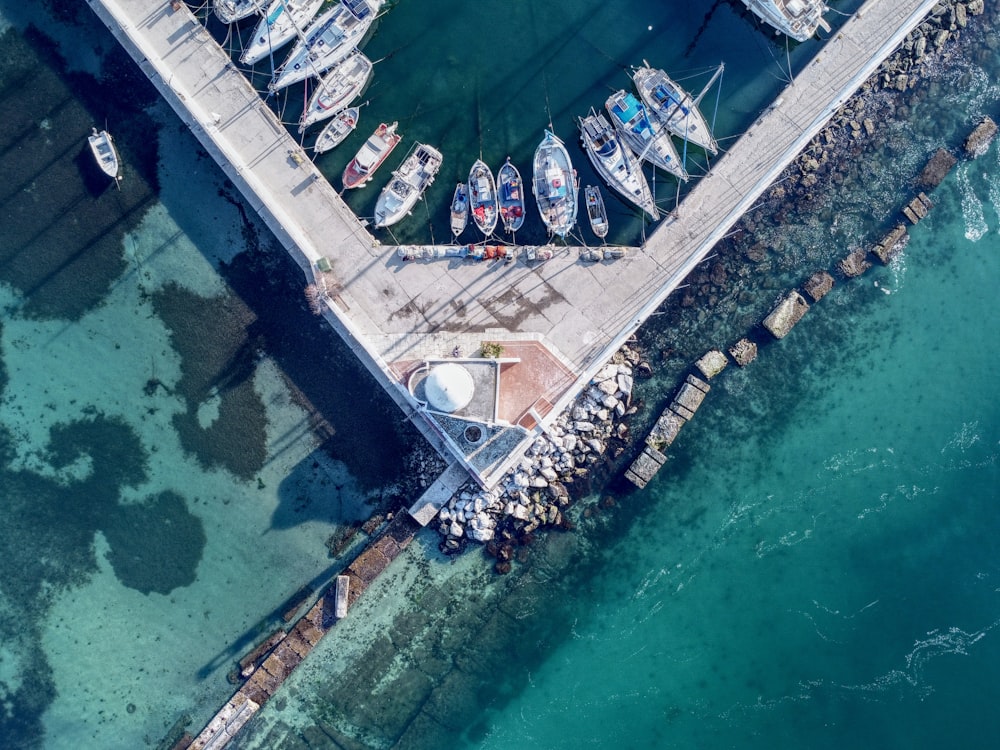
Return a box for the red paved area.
[495,341,576,428]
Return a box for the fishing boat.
[531,129,578,238]
[214,0,264,24]
[342,121,401,189]
[605,90,688,182]
[373,143,443,228]
[468,159,498,237]
[497,158,526,234]
[269,0,381,92]
[632,62,718,155]
[298,51,372,132]
[741,0,831,42]
[239,0,323,66]
[585,186,608,239]
[313,106,359,154]
[578,108,658,220]
[88,127,121,180]
[450,183,469,238]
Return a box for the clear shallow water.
[1,2,997,750]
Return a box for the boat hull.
[531,130,578,238]
[450,183,469,238]
[468,159,499,237]
[578,109,658,220]
[497,158,526,234]
[632,64,718,155]
[606,90,688,182]
[214,0,263,24]
[342,121,400,189]
[585,186,609,239]
[88,128,121,180]
[373,143,443,228]
[239,0,324,66]
[314,106,359,154]
[741,0,831,42]
[299,52,372,132]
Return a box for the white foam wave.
[941,420,981,455]
[958,164,989,241]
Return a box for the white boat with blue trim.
[239,0,323,66]
[269,0,381,92]
[632,62,719,155]
[605,89,688,182]
[578,108,658,220]
[531,129,578,238]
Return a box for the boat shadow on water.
[75,144,121,196]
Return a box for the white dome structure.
[424,363,475,413]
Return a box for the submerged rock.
[762,291,810,339]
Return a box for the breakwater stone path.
[87,0,938,490]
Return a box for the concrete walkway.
[87,0,939,488]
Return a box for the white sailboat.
[741,0,831,43]
[605,89,688,182]
[269,0,381,92]
[632,62,719,155]
[298,51,372,132]
[239,0,324,66]
[578,108,658,220]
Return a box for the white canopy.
[424,363,475,413]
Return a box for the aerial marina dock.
[83,0,944,746]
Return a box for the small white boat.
[213,0,264,25]
[606,90,688,182]
[450,183,469,238]
[269,0,381,92]
[578,108,658,220]
[239,0,324,66]
[741,0,831,42]
[497,158,526,234]
[342,121,401,189]
[632,62,718,155]
[88,127,121,180]
[314,106,359,154]
[373,143,443,228]
[468,159,498,237]
[531,129,578,238]
[585,186,608,239]
[298,51,372,132]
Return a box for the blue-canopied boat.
[605,89,688,182]
[632,62,718,155]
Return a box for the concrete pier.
[86,0,940,491]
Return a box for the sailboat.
[239,0,324,66]
[88,127,121,181]
[213,0,264,25]
[298,51,372,132]
[605,89,688,182]
[632,62,719,155]
[741,0,831,42]
[578,108,658,220]
[269,0,381,92]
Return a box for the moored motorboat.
[497,157,526,234]
[88,127,121,181]
[214,0,264,24]
[606,89,688,182]
[585,185,608,239]
[578,108,658,220]
[468,159,498,237]
[342,121,401,189]
[373,143,443,228]
[450,183,469,238]
[298,51,372,132]
[313,106,359,154]
[741,0,831,42]
[269,0,381,92]
[531,129,578,238]
[632,62,718,155]
[239,0,324,66]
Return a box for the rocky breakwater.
[435,353,642,571]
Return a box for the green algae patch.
[102,491,206,595]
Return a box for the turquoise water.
[1,1,997,749]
